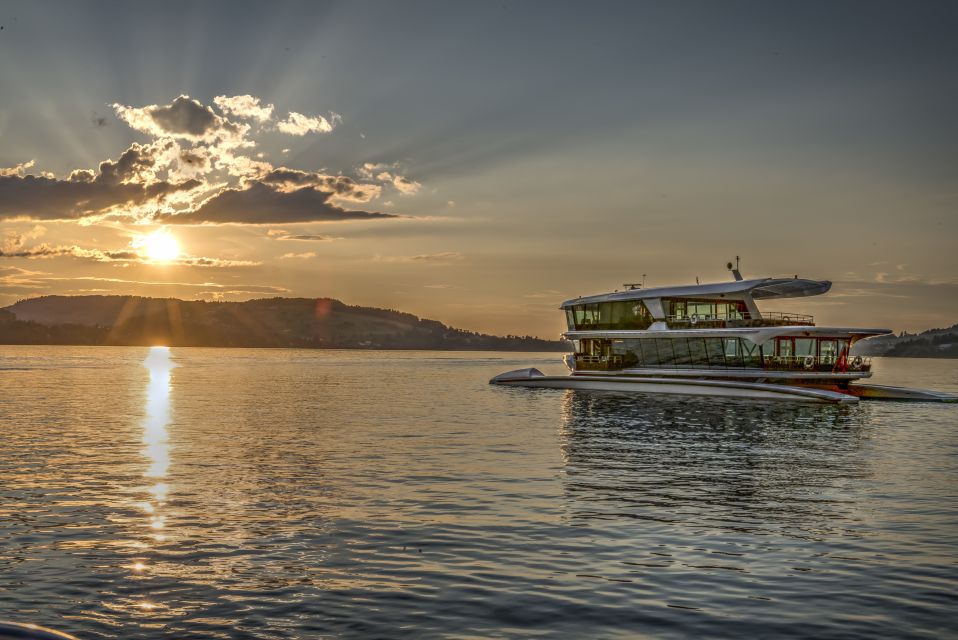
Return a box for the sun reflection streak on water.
[143,347,173,481]
[135,346,175,597]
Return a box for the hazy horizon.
[2,0,956,338]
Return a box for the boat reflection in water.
[556,390,870,537]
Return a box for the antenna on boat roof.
[623,274,648,290]
[727,256,743,281]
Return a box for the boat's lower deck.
[573,365,871,384]
[490,368,957,404]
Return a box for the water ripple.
[0,346,956,638]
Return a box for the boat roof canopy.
[560,277,831,308]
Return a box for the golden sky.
[1,2,956,337]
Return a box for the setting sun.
[140,230,181,263]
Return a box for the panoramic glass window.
[641,340,660,366]
[795,338,815,357]
[566,301,652,330]
[724,338,744,367]
[837,339,850,357]
[741,341,761,367]
[777,338,794,358]
[688,337,710,366]
[656,339,677,366]
[820,339,838,363]
[706,338,727,367]
[610,339,641,367]
[673,338,693,367]
[665,298,749,319]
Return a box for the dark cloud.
[0,243,139,261]
[158,181,396,225]
[266,229,336,241]
[0,143,201,221]
[97,142,166,184]
[2,95,408,227]
[260,168,381,202]
[113,95,246,145]
[151,96,219,137]
[282,234,331,241]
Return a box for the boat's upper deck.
[559,274,856,333]
[560,276,832,308]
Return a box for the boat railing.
[760,311,815,325]
[666,310,814,329]
[573,353,871,373]
[762,354,872,372]
[575,354,624,371]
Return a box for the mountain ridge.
[0,295,569,351]
[853,323,958,358]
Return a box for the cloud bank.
[1,94,420,227]
[160,181,395,225]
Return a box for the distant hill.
[853,324,958,358]
[0,295,569,351]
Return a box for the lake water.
[0,346,956,639]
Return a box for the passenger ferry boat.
[491,262,956,404]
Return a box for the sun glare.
[140,230,181,263]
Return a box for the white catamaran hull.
[490,368,859,404]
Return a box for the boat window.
[565,310,575,330]
[777,338,793,359]
[566,301,652,330]
[689,301,714,318]
[760,340,775,361]
[741,341,761,367]
[688,337,710,367]
[706,338,727,367]
[656,339,677,367]
[819,339,838,364]
[611,301,651,329]
[665,298,751,320]
[724,338,744,367]
[641,340,659,366]
[795,338,815,357]
[573,306,587,326]
[586,304,599,327]
[673,338,693,367]
[837,339,849,361]
[598,303,613,327]
[610,339,641,367]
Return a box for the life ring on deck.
[690,314,699,325]
[852,356,863,368]
[803,355,815,369]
